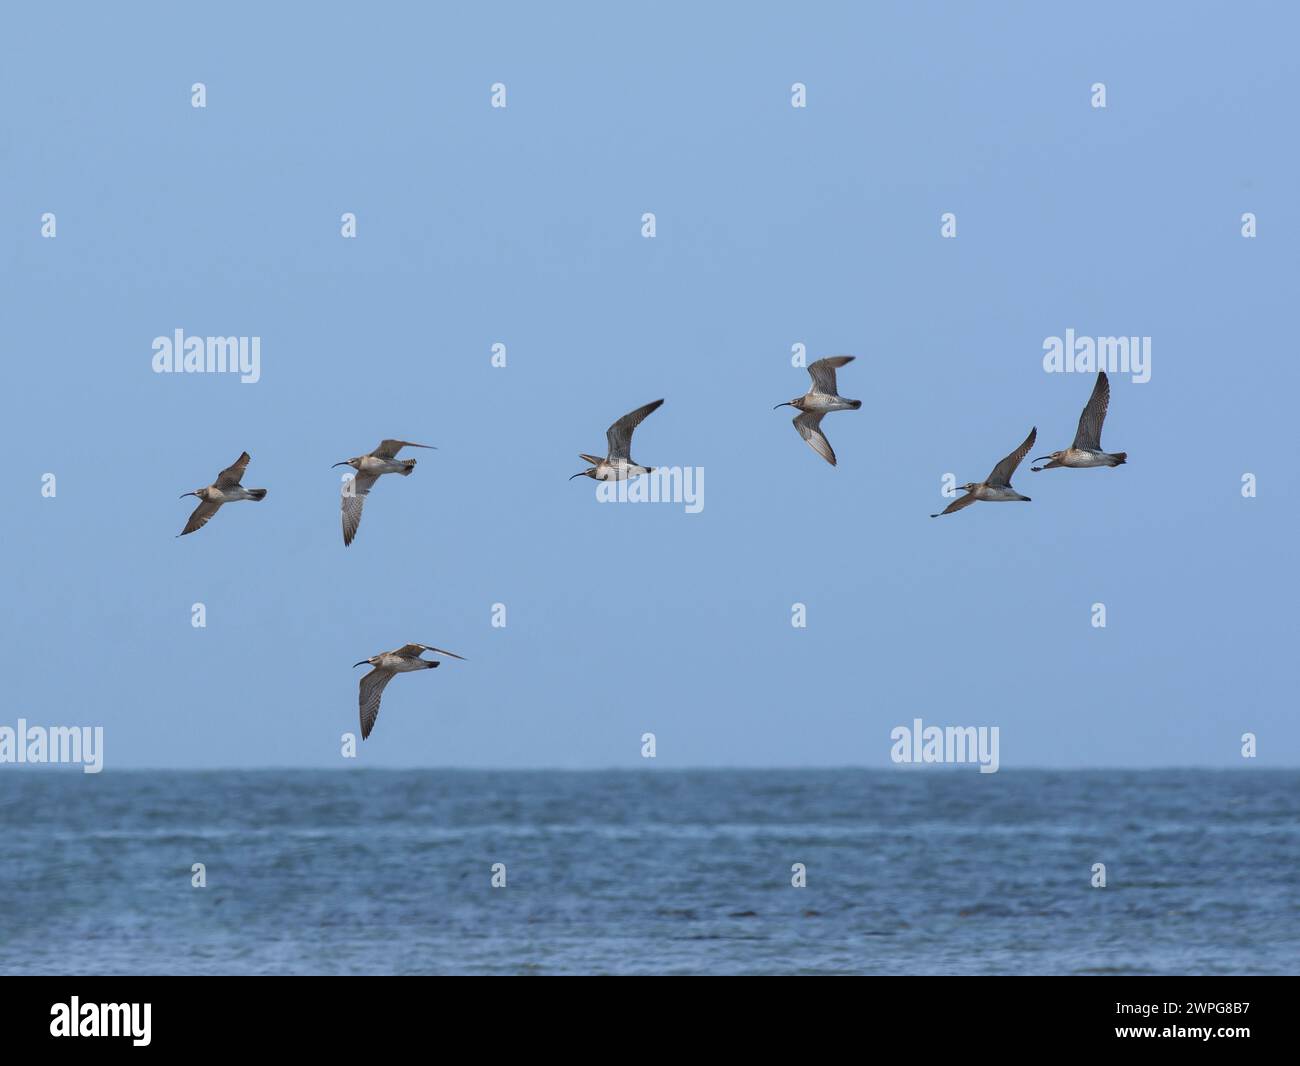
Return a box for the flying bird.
[1031,371,1127,471]
[932,427,1037,517]
[353,643,466,741]
[333,440,435,546]
[570,399,663,481]
[178,452,267,536]
[774,356,862,466]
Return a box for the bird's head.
[773,398,804,411]
[569,466,596,481]
[959,482,978,493]
[352,656,376,669]
[332,457,362,471]
[180,488,209,500]
[1029,451,1062,471]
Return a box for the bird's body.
[356,455,420,477]
[968,483,1030,502]
[209,485,263,502]
[370,650,440,675]
[334,439,435,546]
[1031,372,1127,471]
[178,452,267,536]
[931,427,1037,517]
[353,643,465,741]
[571,400,663,482]
[775,356,861,466]
[1037,447,1124,470]
[581,455,652,481]
[798,391,861,414]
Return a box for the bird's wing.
[358,668,396,740]
[807,356,854,397]
[341,471,379,546]
[931,493,977,517]
[400,644,466,661]
[793,410,836,466]
[215,451,251,488]
[987,427,1037,486]
[1071,372,1110,450]
[372,440,435,459]
[180,499,221,536]
[605,399,664,460]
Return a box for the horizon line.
[1,764,1294,774]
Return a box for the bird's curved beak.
[179,492,198,499]
[773,402,793,410]
[569,471,587,480]
[332,461,349,468]
[352,660,368,668]
[1031,456,1051,464]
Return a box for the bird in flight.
[353,643,466,741]
[932,427,1037,518]
[333,440,435,546]
[178,452,267,536]
[774,356,862,466]
[1031,371,1128,471]
[570,399,663,482]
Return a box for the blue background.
[3,2,1295,768]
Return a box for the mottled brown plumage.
[352,643,466,740]
[178,451,267,536]
[932,427,1036,517]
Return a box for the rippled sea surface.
[1,769,1295,975]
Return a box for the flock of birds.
[929,366,1127,517]
[177,439,463,740]
[175,358,1126,739]
[770,355,1127,515]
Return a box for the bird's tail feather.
[1110,452,1127,465]
[400,460,417,475]
[848,399,863,410]
[248,488,268,501]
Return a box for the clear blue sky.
[3,2,1296,768]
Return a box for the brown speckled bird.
[1031,372,1128,472]
[932,427,1036,518]
[353,643,465,741]
[178,452,267,536]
